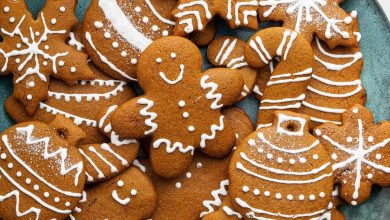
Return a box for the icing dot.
[264,191,270,197]
[328,202,334,209]
[25,178,31,184]
[16,43,21,48]
[58,61,65,66]
[188,126,195,132]
[309,195,316,200]
[368,136,374,142]
[44,45,49,50]
[376,154,382,160]
[70,67,76,73]
[242,186,249,193]
[352,108,359,113]
[313,154,319,160]
[60,7,66,12]
[42,61,48,66]
[253,189,260,196]
[289,159,296,164]
[331,153,338,160]
[51,18,57,25]
[94,21,103,28]
[142,17,149,24]
[16,171,22,177]
[65,202,70,207]
[112,42,119,48]
[178,100,185,107]
[162,30,169,36]
[175,182,182,189]
[131,58,137,64]
[151,25,159,32]
[186,172,192,178]
[319,192,325,198]
[315,129,321,136]
[134,6,141,13]
[248,139,256,147]
[104,32,111,39]
[131,189,137,196]
[34,185,39,191]
[54,197,60,202]
[26,95,33,100]
[35,32,40,36]
[1,153,6,159]
[351,201,357,206]
[7,163,13,169]
[287,195,293,200]
[15,58,20,63]
[257,148,264,153]
[170,53,177,59]
[117,180,124,187]
[44,192,50,198]
[266,153,273,160]
[347,137,353,142]
[183,112,189,118]
[156,58,162,63]
[299,157,307,163]
[275,193,282,199]
[344,16,352,24]
[4,7,10,13]
[351,10,358,18]
[9,17,15,23]
[196,162,202,168]
[367,173,373,179]
[121,51,127,57]
[277,157,284,163]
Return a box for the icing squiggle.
[153,139,195,154]
[201,75,223,110]
[175,1,212,33]
[199,179,229,217]
[112,190,130,205]
[159,64,185,85]
[200,116,225,148]
[0,190,41,219]
[137,98,158,135]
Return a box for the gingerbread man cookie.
[314,104,390,206]
[229,111,334,219]
[82,0,177,81]
[0,116,86,220]
[70,166,157,220]
[110,36,244,178]
[208,36,258,101]
[258,0,358,48]
[172,0,259,36]
[244,27,314,128]
[0,0,94,115]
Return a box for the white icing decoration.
[200,116,225,148]
[132,159,146,173]
[302,101,346,113]
[226,0,258,25]
[68,32,84,51]
[88,146,118,173]
[137,98,158,135]
[0,190,41,219]
[159,64,185,84]
[199,179,229,217]
[153,139,194,154]
[78,148,105,179]
[145,0,176,25]
[175,1,212,33]
[223,206,243,219]
[276,113,307,136]
[215,38,237,65]
[200,75,223,109]
[112,190,130,205]
[227,56,248,70]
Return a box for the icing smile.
[159,64,185,85]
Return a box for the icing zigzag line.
[200,179,229,217]
[201,75,223,110]
[0,190,41,220]
[15,125,84,186]
[200,116,225,148]
[137,98,158,135]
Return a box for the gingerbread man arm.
[111,96,158,139]
[201,68,244,108]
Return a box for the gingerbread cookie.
[82,0,177,81]
[244,27,314,128]
[0,0,94,115]
[258,0,358,48]
[208,36,258,101]
[110,36,244,178]
[190,21,217,46]
[0,116,86,220]
[172,0,258,36]
[71,166,157,220]
[229,111,334,219]
[298,14,366,129]
[314,104,390,206]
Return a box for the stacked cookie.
[0,0,389,220]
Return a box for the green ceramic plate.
[0,0,389,219]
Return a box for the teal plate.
[0,0,389,219]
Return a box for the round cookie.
[229,111,334,219]
[70,166,157,220]
[314,104,390,206]
[258,0,358,48]
[110,36,244,178]
[244,27,314,128]
[208,36,258,101]
[82,0,177,81]
[0,116,86,220]
[0,0,94,114]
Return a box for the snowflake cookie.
[110,36,244,178]
[0,0,94,115]
[0,116,86,220]
[315,104,390,206]
[258,0,359,48]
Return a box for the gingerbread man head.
[111,36,244,178]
